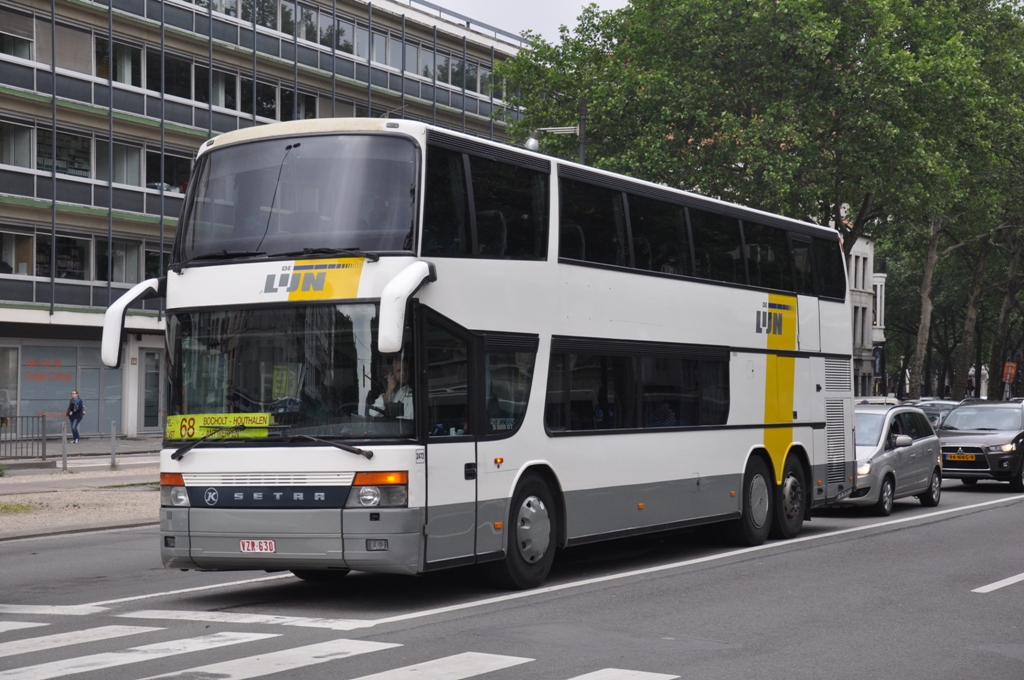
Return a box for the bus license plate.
[240,539,276,553]
[946,454,976,461]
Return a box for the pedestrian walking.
[67,389,84,443]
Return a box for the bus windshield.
[166,303,415,441]
[177,134,418,262]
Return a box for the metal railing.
[0,416,48,460]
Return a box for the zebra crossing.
[0,611,679,680]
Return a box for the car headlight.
[986,443,1015,453]
[856,459,872,476]
[345,471,409,508]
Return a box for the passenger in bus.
[370,355,413,420]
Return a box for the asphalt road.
[1,480,1023,679]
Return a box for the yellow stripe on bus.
[763,293,798,484]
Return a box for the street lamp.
[524,99,588,164]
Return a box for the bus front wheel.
[726,456,772,546]
[485,472,557,590]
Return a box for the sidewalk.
[0,436,163,541]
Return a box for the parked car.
[938,401,1024,490]
[842,404,942,515]
[915,400,961,428]
[856,396,901,405]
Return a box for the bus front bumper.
[160,507,423,575]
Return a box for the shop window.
[335,19,354,53]
[280,89,316,121]
[194,67,237,109]
[95,39,142,87]
[0,232,33,276]
[146,50,192,99]
[146,151,192,194]
[36,129,91,178]
[36,234,91,280]
[240,78,277,119]
[0,122,32,168]
[34,21,92,75]
[0,347,17,422]
[96,142,142,186]
[96,238,141,283]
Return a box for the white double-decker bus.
[103,119,854,589]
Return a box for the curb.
[0,520,159,542]
[1,460,58,470]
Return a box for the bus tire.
[769,455,805,540]
[725,456,773,546]
[290,569,349,582]
[485,472,556,590]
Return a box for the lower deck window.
[545,343,729,433]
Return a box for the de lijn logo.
[263,263,354,294]
[756,302,791,336]
[204,488,219,506]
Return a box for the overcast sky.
[429,0,630,43]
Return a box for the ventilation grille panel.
[825,359,852,393]
[825,400,847,485]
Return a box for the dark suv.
[938,401,1024,490]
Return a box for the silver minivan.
[841,405,943,515]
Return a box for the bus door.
[421,315,478,566]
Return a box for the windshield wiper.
[942,426,958,430]
[287,434,373,459]
[171,424,249,461]
[271,247,380,262]
[173,250,267,272]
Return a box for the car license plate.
[946,453,976,461]
[239,539,276,553]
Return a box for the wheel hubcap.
[749,474,770,529]
[931,473,941,501]
[515,495,550,563]
[781,474,803,521]
[882,482,893,511]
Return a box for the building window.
[95,39,142,87]
[35,21,92,75]
[335,20,354,53]
[404,42,419,74]
[194,67,238,109]
[145,247,170,279]
[241,0,278,30]
[240,78,277,119]
[280,89,316,121]
[36,129,91,178]
[37,234,91,280]
[146,151,192,194]
[0,232,33,276]
[371,31,386,64]
[96,239,141,283]
[0,122,32,168]
[146,50,192,99]
[96,142,143,186]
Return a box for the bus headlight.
[160,473,190,507]
[346,471,408,508]
[856,459,872,476]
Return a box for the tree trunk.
[951,241,991,398]
[988,236,1024,400]
[909,219,943,400]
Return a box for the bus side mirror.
[101,277,166,368]
[378,261,436,354]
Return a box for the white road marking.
[0,622,48,633]
[0,605,107,616]
[347,652,533,680]
[140,638,401,679]
[0,625,161,659]
[973,570,1024,593]
[567,670,679,680]
[0,631,278,680]
[85,574,295,606]
[120,609,374,631]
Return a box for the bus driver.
[371,355,413,420]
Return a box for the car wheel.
[919,468,941,507]
[484,472,557,590]
[290,569,349,582]
[961,478,978,486]
[725,456,773,546]
[873,476,894,517]
[769,455,805,540]
[1010,463,1024,493]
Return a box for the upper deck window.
[177,135,417,263]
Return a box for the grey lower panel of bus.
[161,507,422,575]
[563,472,742,541]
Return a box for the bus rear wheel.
[485,472,557,590]
[725,456,772,546]
[769,456,805,540]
